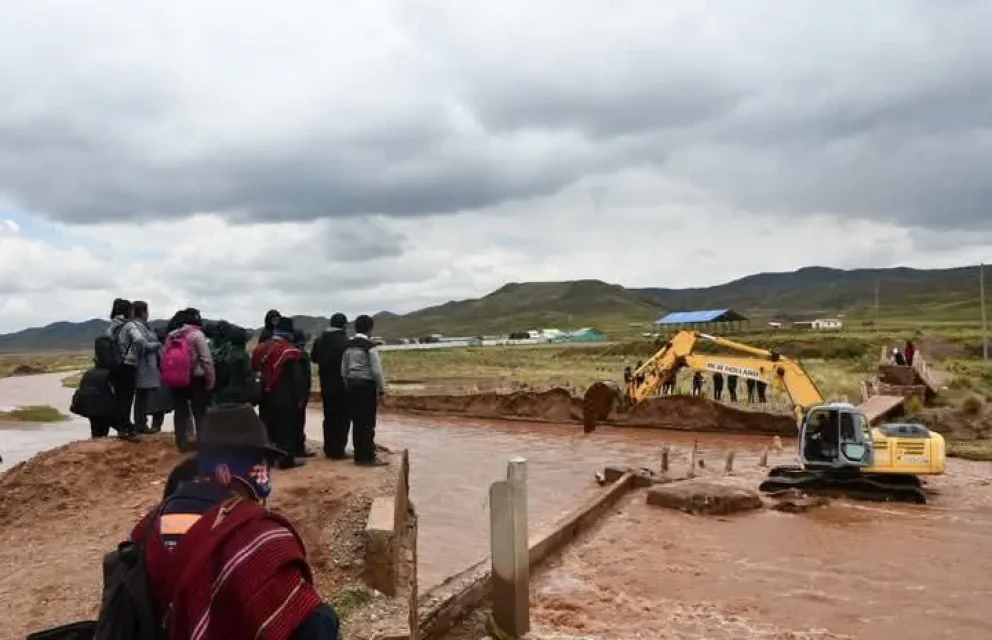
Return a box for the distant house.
[551,327,605,343]
[654,308,749,332]
[527,328,563,341]
[793,318,843,331]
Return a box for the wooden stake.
[724,450,735,474]
[661,446,670,473]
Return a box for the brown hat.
[193,403,287,462]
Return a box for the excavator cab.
[763,402,929,503]
[799,404,874,470]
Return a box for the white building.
[793,318,844,330]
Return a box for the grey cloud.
[0,1,990,232]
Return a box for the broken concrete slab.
[646,480,763,515]
[365,496,399,596]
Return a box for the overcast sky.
[1,0,991,333]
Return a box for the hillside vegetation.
[636,265,983,321]
[0,264,986,352]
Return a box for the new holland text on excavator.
[580,330,946,503]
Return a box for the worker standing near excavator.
[712,372,724,400]
[727,375,739,403]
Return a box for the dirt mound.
[0,434,395,638]
[383,389,796,435]
[626,396,797,435]
[0,436,183,526]
[10,364,44,376]
[383,387,581,423]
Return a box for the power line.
[981,262,988,360]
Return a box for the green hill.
[634,265,983,321]
[371,280,665,338]
[0,265,985,352]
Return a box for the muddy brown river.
[4,373,992,639]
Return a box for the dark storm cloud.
[0,1,990,232]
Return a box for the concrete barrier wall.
[364,449,412,597]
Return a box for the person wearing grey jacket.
[107,298,158,437]
[131,300,166,433]
[340,314,388,467]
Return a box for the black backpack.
[94,325,125,371]
[70,369,116,419]
[91,511,166,640]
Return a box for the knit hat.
[192,403,287,462]
[275,316,295,335]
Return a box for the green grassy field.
[0,405,69,422]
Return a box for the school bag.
[69,369,116,419]
[93,325,125,371]
[91,515,165,640]
[160,329,194,388]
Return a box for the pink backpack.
[160,328,194,388]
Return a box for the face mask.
[247,463,272,500]
[198,455,273,501]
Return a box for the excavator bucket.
[582,380,625,433]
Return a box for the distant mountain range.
[0,265,984,352]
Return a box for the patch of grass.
[0,352,90,378]
[329,586,375,621]
[0,405,69,422]
[947,439,992,461]
[61,372,83,389]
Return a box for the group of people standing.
[70,301,389,468]
[692,371,768,403]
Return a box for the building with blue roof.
[654,308,749,331]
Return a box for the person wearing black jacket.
[311,313,351,459]
[258,309,281,344]
[293,328,316,459]
[727,375,739,403]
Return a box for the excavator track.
[759,466,927,504]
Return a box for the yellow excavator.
[581,330,946,503]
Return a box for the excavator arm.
[582,330,825,431]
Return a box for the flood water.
[5,373,992,640]
[0,372,777,589]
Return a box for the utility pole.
[982,263,988,360]
[874,279,880,328]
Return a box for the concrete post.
[687,448,697,478]
[759,447,769,467]
[661,446,670,473]
[489,456,529,637]
[724,450,735,474]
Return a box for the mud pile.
[0,435,394,638]
[626,395,796,435]
[383,387,581,422]
[383,389,796,435]
[9,364,44,376]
